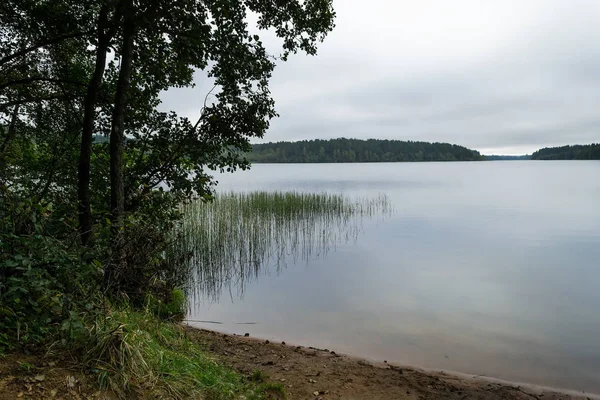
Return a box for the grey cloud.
[161,0,600,155]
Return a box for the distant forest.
[246,139,485,163]
[485,155,531,160]
[531,144,600,160]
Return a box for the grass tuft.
[257,382,287,399]
[82,309,266,399]
[250,369,267,382]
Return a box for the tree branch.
[0,77,88,91]
[0,94,84,110]
[142,86,216,188]
[0,31,91,67]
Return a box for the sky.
[161,0,600,155]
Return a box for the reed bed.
[173,191,391,302]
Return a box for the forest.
[246,138,485,163]
[530,144,600,160]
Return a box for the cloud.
[161,0,600,155]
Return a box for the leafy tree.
[1,0,336,308]
[77,0,335,240]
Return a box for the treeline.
[485,155,531,160]
[246,138,485,163]
[531,144,600,160]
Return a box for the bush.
[0,189,188,353]
[103,191,191,309]
[0,199,102,350]
[147,288,186,321]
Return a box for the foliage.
[246,138,485,163]
[1,0,335,394]
[0,196,101,350]
[81,308,273,399]
[1,0,336,300]
[146,289,186,322]
[530,143,600,160]
[102,194,189,304]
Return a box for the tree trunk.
[78,6,110,246]
[110,8,135,224]
[106,4,135,292]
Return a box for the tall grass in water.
[175,191,391,301]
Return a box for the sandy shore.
[1,326,596,399]
[185,326,598,400]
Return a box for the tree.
[97,0,336,225]
[1,0,335,224]
[1,0,336,295]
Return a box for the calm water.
[189,161,600,393]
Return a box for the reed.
[172,191,391,302]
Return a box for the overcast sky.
[161,0,600,155]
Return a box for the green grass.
[174,191,391,300]
[250,369,267,382]
[256,382,286,399]
[81,309,274,399]
[18,361,36,372]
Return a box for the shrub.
[0,199,101,350]
[103,191,191,310]
[146,289,186,321]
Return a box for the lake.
[188,161,600,394]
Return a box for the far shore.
[185,324,599,400]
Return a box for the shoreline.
[185,324,599,400]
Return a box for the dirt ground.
[0,353,113,400]
[186,327,596,400]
